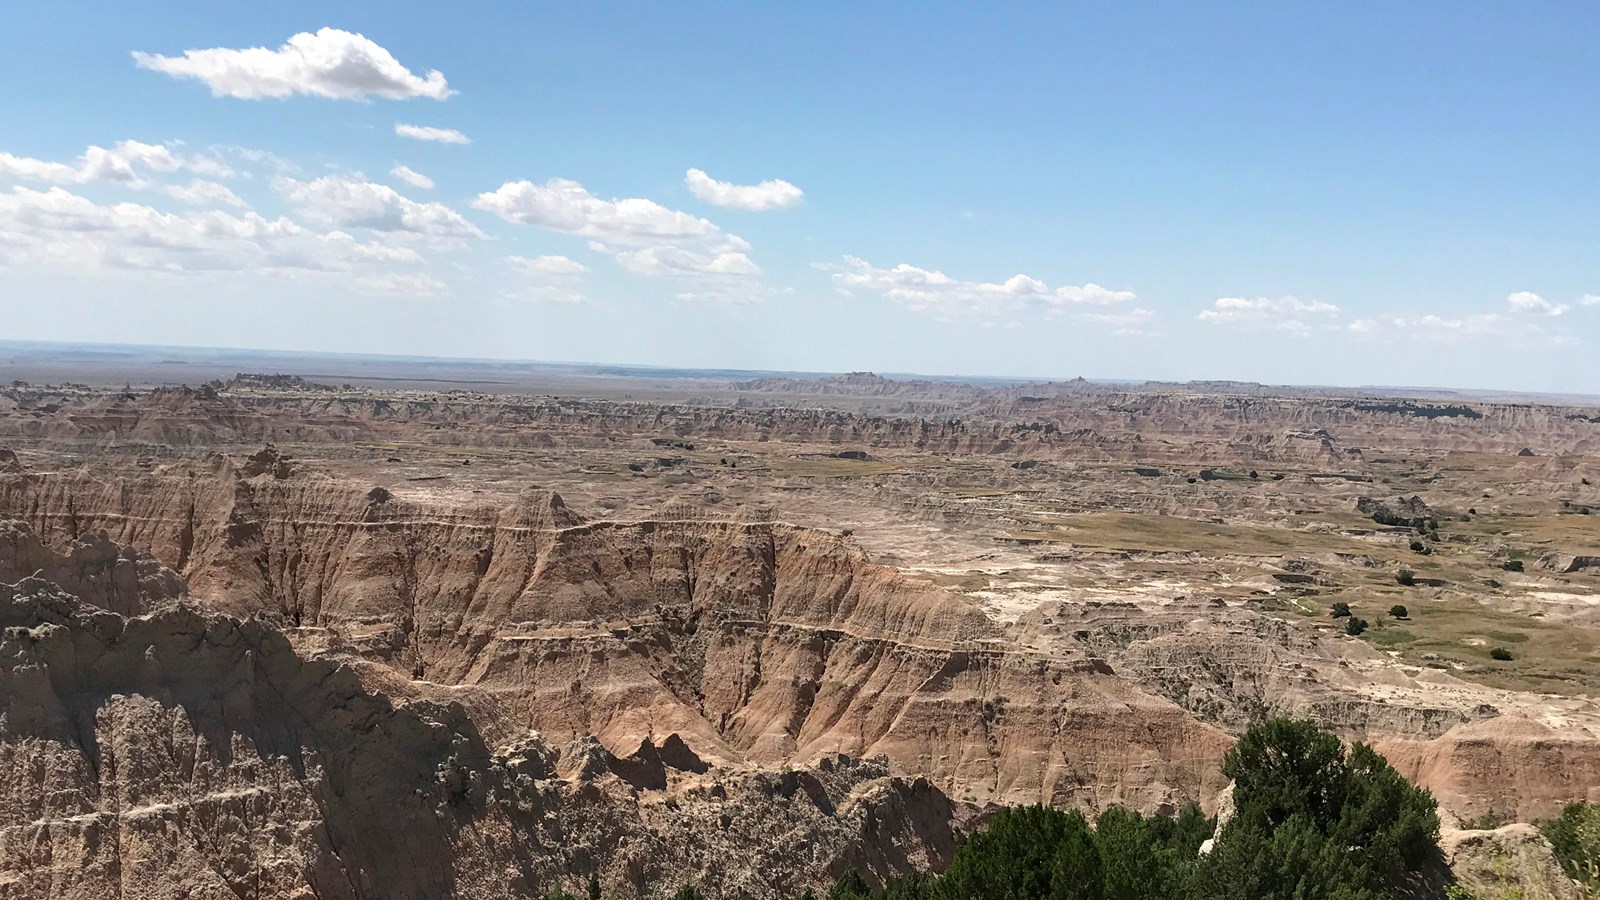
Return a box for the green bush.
[1502,559,1524,573]
[1396,569,1415,586]
[1345,617,1369,636]
[1389,604,1408,618]
[1331,602,1352,618]
[1541,802,1600,890]
[1490,647,1513,661]
[830,719,1438,900]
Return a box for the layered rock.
[0,462,1234,813]
[0,569,966,898]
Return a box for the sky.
[1,2,1597,392]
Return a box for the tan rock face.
[1440,824,1588,900]
[1379,715,1600,823]
[0,573,967,899]
[0,463,1233,814]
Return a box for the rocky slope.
[6,383,1600,461]
[0,455,1233,814]
[0,539,965,898]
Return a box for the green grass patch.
[1368,628,1417,647]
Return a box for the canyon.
[1,355,1598,897]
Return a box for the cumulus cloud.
[390,164,434,190]
[613,245,760,277]
[394,124,470,144]
[684,168,803,211]
[132,28,451,101]
[510,254,590,277]
[0,140,232,188]
[474,176,764,296]
[831,255,1139,323]
[474,178,720,244]
[162,179,247,208]
[505,254,590,303]
[1080,307,1160,336]
[0,184,420,278]
[1196,296,1341,334]
[1507,291,1567,317]
[1584,294,1600,307]
[278,175,481,239]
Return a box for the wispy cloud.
[394,124,470,144]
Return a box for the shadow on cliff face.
[0,580,504,900]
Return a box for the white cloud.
[614,245,760,277]
[1081,307,1159,336]
[475,176,766,294]
[1584,294,1600,307]
[1196,296,1341,334]
[394,124,470,144]
[506,254,590,303]
[0,185,421,278]
[684,168,803,211]
[831,255,1137,321]
[1348,312,1506,341]
[278,175,481,239]
[357,272,447,296]
[390,164,434,190]
[1507,291,1567,316]
[510,254,590,277]
[1349,291,1586,344]
[132,28,451,101]
[474,177,720,244]
[162,179,247,208]
[0,140,232,188]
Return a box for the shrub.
[1396,569,1415,586]
[827,870,870,900]
[1390,604,1408,619]
[1490,647,1513,661]
[1206,719,1440,899]
[1346,617,1369,636]
[1330,602,1352,618]
[818,720,1439,900]
[1541,802,1600,890]
[1409,540,1431,555]
[1502,559,1524,573]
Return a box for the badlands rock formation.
[0,529,963,899]
[0,458,1232,813]
[1,368,1598,897]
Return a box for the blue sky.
[2,2,1597,391]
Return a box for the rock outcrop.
[0,564,966,898]
[0,463,1234,813]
